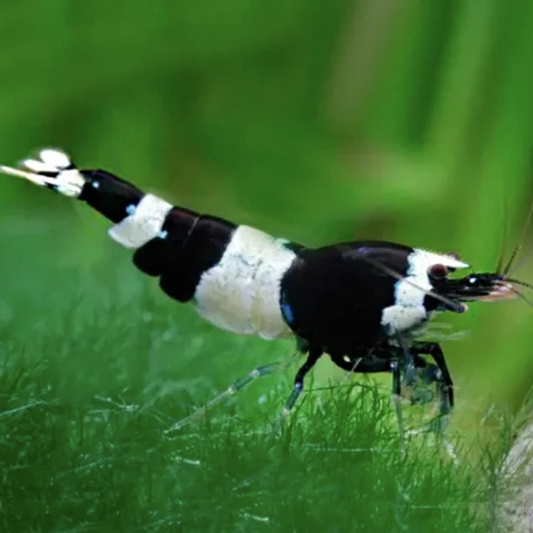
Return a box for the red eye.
[428,264,448,279]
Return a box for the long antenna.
[495,195,509,274]
[503,192,533,275]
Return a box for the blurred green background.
[1,0,533,433]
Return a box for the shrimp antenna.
[495,195,509,274]
[503,192,533,275]
[505,277,533,291]
[509,286,533,308]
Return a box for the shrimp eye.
[428,264,448,279]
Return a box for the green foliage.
[0,231,503,532]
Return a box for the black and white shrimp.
[0,148,525,432]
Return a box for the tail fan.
[0,148,85,198]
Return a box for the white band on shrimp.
[108,194,173,249]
